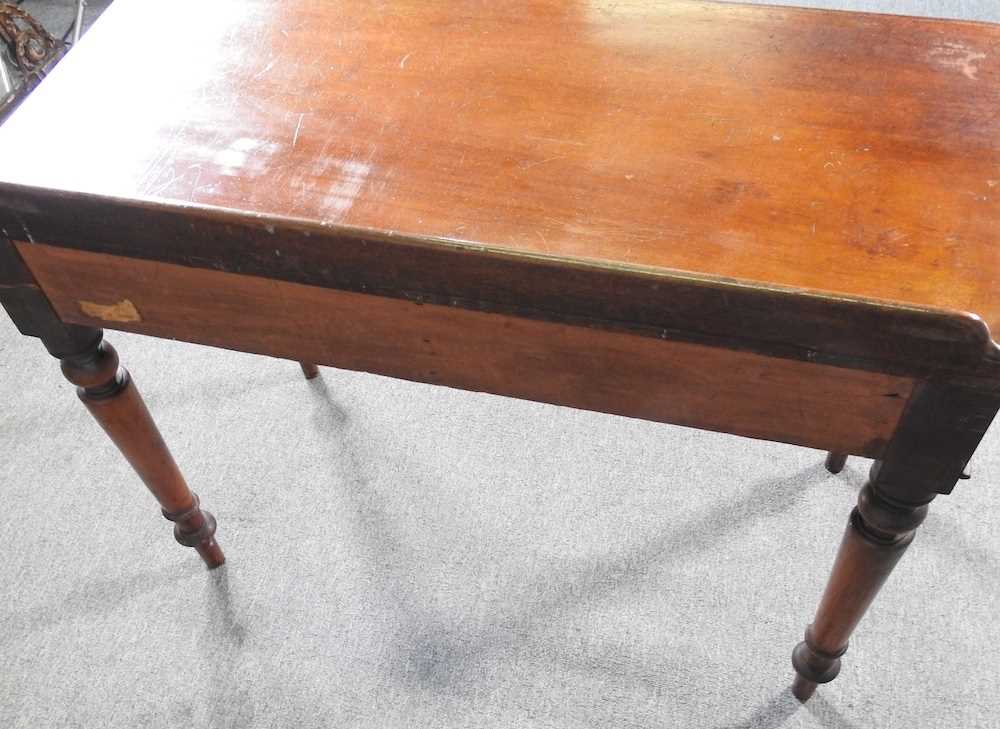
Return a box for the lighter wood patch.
[929,41,987,80]
[78,298,142,322]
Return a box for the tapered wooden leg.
[59,332,224,568]
[299,361,320,380]
[793,382,1000,701]
[791,474,927,700]
[824,452,847,474]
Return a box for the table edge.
[1,182,996,380]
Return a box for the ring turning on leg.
[59,333,225,568]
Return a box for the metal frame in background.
[0,0,86,121]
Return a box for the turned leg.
[792,471,927,700]
[299,361,320,380]
[792,381,1000,700]
[793,385,1000,700]
[824,452,847,474]
[59,330,224,568]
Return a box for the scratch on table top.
[520,156,563,170]
[526,136,586,147]
[928,41,987,80]
[211,137,280,177]
[252,58,277,79]
[317,158,372,221]
[399,52,413,69]
[292,113,306,148]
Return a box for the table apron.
[16,241,914,458]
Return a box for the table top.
[1,0,999,376]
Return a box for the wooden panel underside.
[18,242,913,457]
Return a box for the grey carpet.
[2,1,1000,727]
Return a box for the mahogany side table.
[1,0,999,705]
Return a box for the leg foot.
[299,361,320,380]
[791,675,818,702]
[59,332,225,568]
[163,493,225,569]
[791,626,845,700]
[825,451,847,474]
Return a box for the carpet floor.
[2,1,999,728]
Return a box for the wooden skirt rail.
[17,241,912,458]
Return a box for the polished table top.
[1,0,999,376]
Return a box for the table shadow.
[305,376,838,694]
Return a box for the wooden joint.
[871,382,1000,499]
[2,236,103,356]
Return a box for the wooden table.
[1,0,998,706]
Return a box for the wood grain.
[1,0,999,375]
[18,242,914,457]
